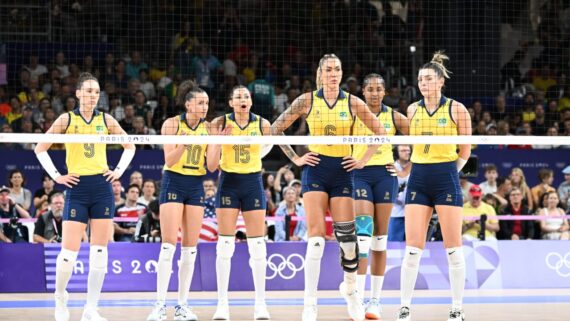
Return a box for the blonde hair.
[510,167,529,193]
[316,53,341,89]
[421,50,452,79]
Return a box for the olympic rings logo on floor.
[545,252,570,278]
[266,253,305,280]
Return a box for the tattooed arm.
[270,93,319,166]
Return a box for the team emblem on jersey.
[383,122,391,129]
[437,118,448,127]
[339,111,348,119]
[96,125,105,133]
[250,132,258,136]
[446,194,453,202]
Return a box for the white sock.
[344,271,358,292]
[400,246,422,307]
[357,274,366,299]
[178,246,197,306]
[86,246,108,308]
[447,247,465,309]
[371,275,384,301]
[304,236,325,305]
[55,248,78,295]
[216,235,235,303]
[247,237,267,303]
[156,243,176,304]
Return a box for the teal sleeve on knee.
[356,215,373,237]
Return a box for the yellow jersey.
[220,113,263,173]
[410,96,458,164]
[305,89,354,157]
[352,104,396,166]
[64,109,109,175]
[163,114,208,176]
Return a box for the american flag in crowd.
[198,196,247,242]
[199,196,218,242]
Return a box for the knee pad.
[371,235,388,252]
[333,221,359,272]
[159,242,176,263]
[216,235,235,259]
[356,215,373,237]
[402,246,422,269]
[180,246,197,266]
[446,247,465,269]
[306,236,325,260]
[57,248,78,273]
[89,246,108,273]
[247,237,267,260]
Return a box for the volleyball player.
[396,51,472,321]
[352,74,409,319]
[270,54,386,321]
[211,86,271,321]
[34,72,136,321]
[147,80,222,321]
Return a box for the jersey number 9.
[84,143,95,158]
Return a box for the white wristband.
[456,157,468,172]
[114,148,135,178]
[36,151,61,180]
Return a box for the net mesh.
[0,2,569,184]
[0,1,569,244]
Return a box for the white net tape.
[2,133,570,146]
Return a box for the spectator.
[33,173,60,216]
[134,199,161,243]
[490,176,512,210]
[510,167,534,210]
[24,54,48,80]
[287,179,303,205]
[138,69,156,100]
[262,172,277,214]
[120,104,135,133]
[274,186,307,241]
[108,93,124,121]
[192,45,222,97]
[248,76,276,121]
[273,164,295,201]
[557,166,570,210]
[54,51,70,79]
[126,51,148,80]
[112,180,125,207]
[137,179,157,206]
[459,173,474,202]
[114,184,148,242]
[539,192,569,240]
[479,164,498,195]
[6,96,22,124]
[33,192,65,243]
[530,104,548,135]
[0,185,31,242]
[129,171,143,188]
[388,144,412,242]
[493,95,509,122]
[152,95,176,132]
[530,168,556,207]
[462,185,500,241]
[7,169,32,211]
[498,187,534,240]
